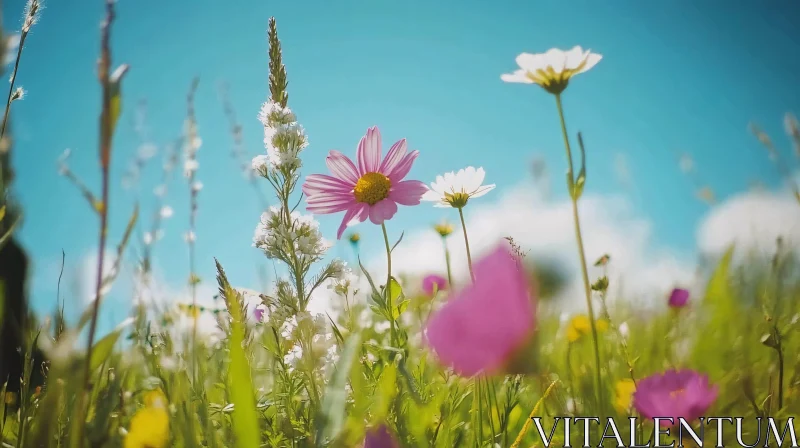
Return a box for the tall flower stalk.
[0,0,40,141]
[75,1,129,445]
[252,17,346,411]
[554,94,603,412]
[434,221,454,287]
[502,46,605,416]
[182,78,201,360]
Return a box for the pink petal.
[326,150,360,184]
[348,202,370,226]
[302,174,354,197]
[387,150,419,183]
[424,243,535,376]
[389,180,428,206]
[368,199,398,225]
[357,126,382,175]
[306,192,355,214]
[336,203,368,239]
[378,139,407,176]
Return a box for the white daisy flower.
[501,46,602,95]
[421,166,496,208]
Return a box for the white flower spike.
[501,46,602,95]
[422,166,495,208]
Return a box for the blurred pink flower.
[363,424,399,448]
[253,307,266,323]
[302,126,428,239]
[422,274,448,295]
[668,288,690,308]
[424,243,536,376]
[633,369,717,426]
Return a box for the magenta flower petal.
[253,308,265,323]
[378,138,408,175]
[424,243,536,376]
[364,424,399,448]
[302,174,354,197]
[389,180,428,206]
[326,150,360,184]
[668,288,689,308]
[357,126,382,175]
[368,198,398,224]
[387,150,419,183]
[633,369,717,425]
[422,274,448,295]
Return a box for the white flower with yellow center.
[501,46,602,95]
[421,166,495,208]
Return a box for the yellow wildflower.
[348,232,360,244]
[143,389,167,408]
[433,221,453,238]
[613,379,636,414]
[177,303,200,319]
[566,315,608,342]
[125,390,169,448]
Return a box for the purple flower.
[363,424,399,448]
[422,274,448,296]
[668,288,690,308]
[253,307,266,323]
[633,369,718,426]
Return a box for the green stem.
[554,93,604,418]
[381,223,397,347]
[458,207,475,282]
[475,378,484,447]
[443,237,454,289]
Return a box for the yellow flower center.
[353,172,391,205]
[444,191,470,208]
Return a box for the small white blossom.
[256,101,307,170]
[192,181,203,192]
[284,344,303,368]
[618,322,629,339]
[143,232,153,245]
[253,207,328,262]
[258,101,296,127]
[183,159,199,177]
[252,154,270,174]
[160,206,173,219]
[184,231,196,243]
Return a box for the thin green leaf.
[316,333,362,446]
[215,259,261,448]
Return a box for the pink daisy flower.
[422,274,448,296]
[424,243,536,376]
[633,369,718,426]
[302,126,429,239]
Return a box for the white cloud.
[697,190,800,256]
[359,182,696,312]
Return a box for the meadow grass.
[1,3,800,448]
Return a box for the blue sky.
[3,0,799,332]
